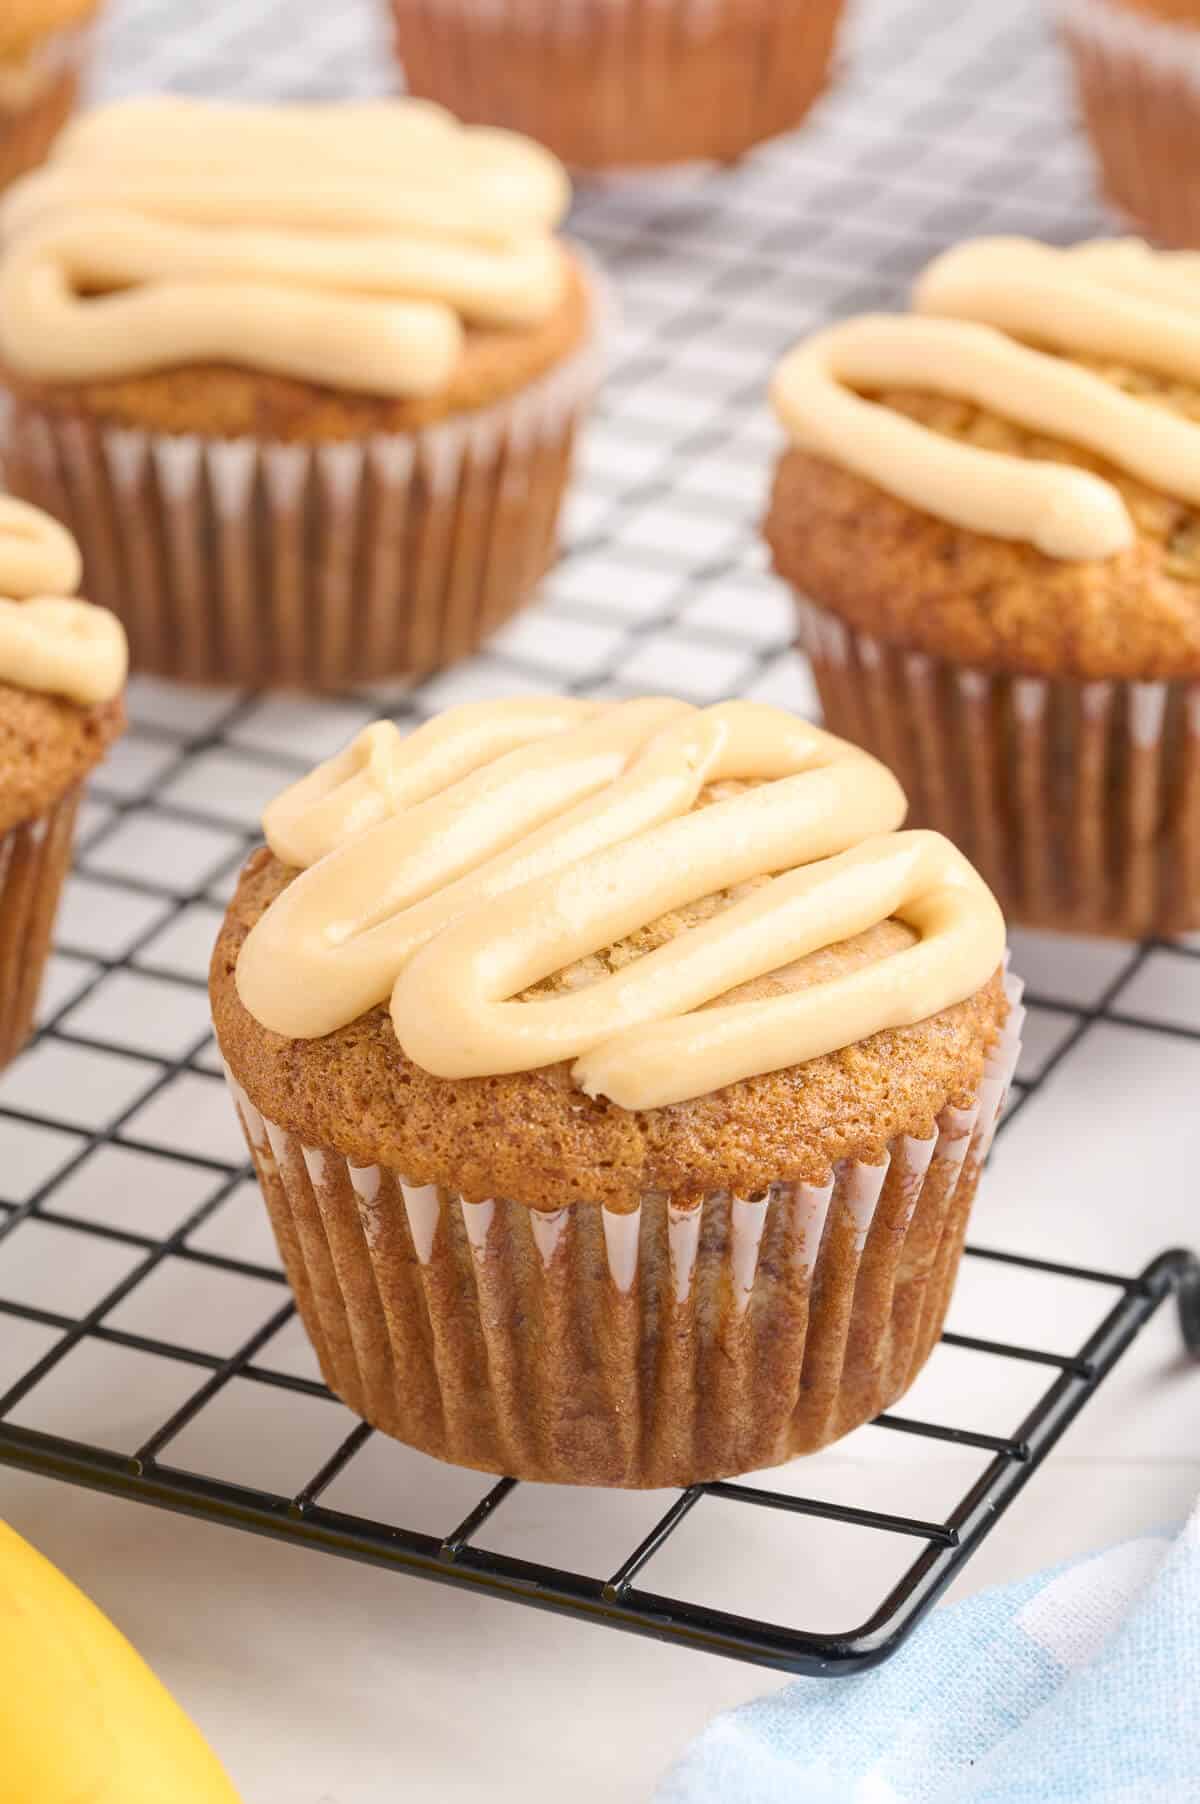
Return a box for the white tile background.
[2,0,1199,1800]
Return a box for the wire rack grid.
[0,0,1198,1678]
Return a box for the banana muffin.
[1058,0,1200,246]
[212,696,1018,1488]
[767,234,1200,938]
[0,494,126,1064]
[0,96,602,687]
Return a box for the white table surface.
[4,0,1199,1798]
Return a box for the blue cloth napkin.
[658,1510,1200,1802]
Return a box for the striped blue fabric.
[659,1514,1200,1802]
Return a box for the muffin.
[0,96,602,688]
[0,494,126,1065]
[389,0,845,170]
[767,234,1200,940]
[1057,0,1200,246]
[0,1,95,195]
[211,695,1018,1489]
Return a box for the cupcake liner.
[796,595,1200,938]
[1057,0,1200,246]
[1,272,605,689]
[223,978,1021,1488]
[0,782,81,1068]
[0,24,89,193]
[390,0,844,169]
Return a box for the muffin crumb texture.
[0,687,122,834]
[768,369,1200,680]
[0,259,593,440]
[214,846,1007,1211]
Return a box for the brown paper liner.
[796,596,1200,939]
[390,0,845,169]
[0,783,81,1068]
[223,987,1021,1488]
[0,26,88,193]
[1,305,603,690]
[1057,0,1200,246]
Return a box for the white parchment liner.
[390,0,843,169]
[796,595,1200,939]
[0,262,606,688]
[1056,0,1200,245]
[223,974,1022,1489]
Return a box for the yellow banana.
[0,1518,242,1803]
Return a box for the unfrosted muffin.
[211,696,1017,1488]
[390,0,845,170]
[1057,0,1200,246]
[0,495,126,1064]
[0,1,95,195]
[0,96,602,688]
[767,235,1200,939]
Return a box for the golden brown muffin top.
[769,237,1200,678]
[0,684,122,831]
[1,257,593,440]
[213,846,1007,1210]
[213,698,1007,1207]
[0,495,125,828]
[767,417,1200,679]
[232,700,1004,1110]
[0,96,587,428]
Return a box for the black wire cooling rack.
[1,0,1199,1681]
[0,1221,1197,1675]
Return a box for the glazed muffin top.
[0,96,593,439]
[0,0,95,64]
[212,698,1008,1207]
[768,236,1200,679]
[0,495,125,830]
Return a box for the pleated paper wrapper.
[1057,0,1200,246]
[0,782,81,1068]
[223,975,1022,1490]
[390,0,844,169]
[0,21,90,192]
[797,595,1200,940]
[1,274,605,689]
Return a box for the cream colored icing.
[0,96,571,395]
[0,497,126,704]
[235,698,1005,1110]
[0,495,80,597]
[771,236,1200,561]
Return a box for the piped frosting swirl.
[0,497,126,704]
[235,698,1005,1110]
[772,237,1200,561]
[0,96,572,397]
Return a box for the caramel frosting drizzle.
[0,497,126,705]
[772,237,1200,560]
[236,699,1005,1110]
[0,97,571,396]
[0,495,79,597]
